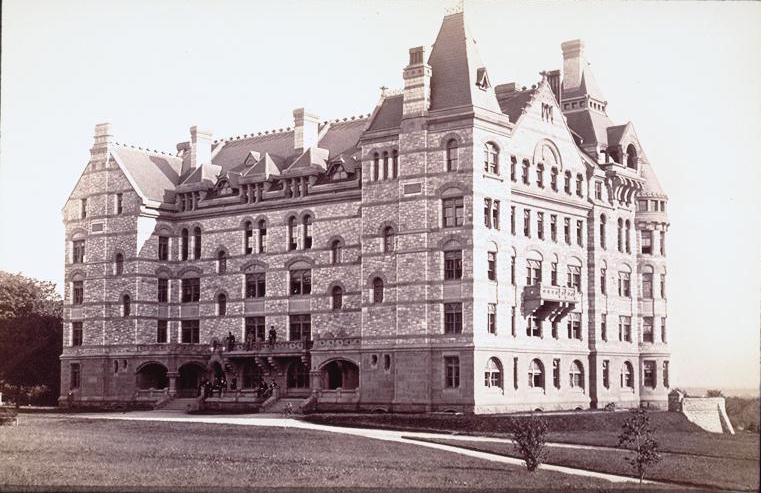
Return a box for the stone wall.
[669,391,735,434]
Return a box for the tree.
[0,272,63,406]
[508,414,549,472]
[617,408,662,485]
[706,389,724,398]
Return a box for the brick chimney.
[189,126,213,168]
[403,46,432,118]
[293,108,320,153]
[90,122,113,157]
[546,69,562,104]
[561,39,585,92]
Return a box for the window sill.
[483,172,503,182]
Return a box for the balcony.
[523,284,580,321]
[600,162,644,204]
[225,339,313,358]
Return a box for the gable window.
[576,220,584,246]
[599,215,607,249]
[618,272,631,297]
[442,197,464,228]
[536,163,544,188]
[181,229,189,260]
[446,140,458,171]
[331,286,343,310]
[444,250,463,280]
[523,209,531,237]
[642,317,654,343]
[564,171,571,194]
[257,220,267,253]
[245,272,266,298]
[289,314,311,341]
[115,253,124,275]
[115,193,123,214]
[244,221,254,254]
[73,281,84,305]
[181,320,200,344]
[217,250,227,274]
[521,160,530,184]
[526,259,541,286]
[528,359,545,389]
[484,358,502,388]
[383,227,395,253]
[550,167,558,191]
[303,215,313,250]
[444,303,462,334]
[550,215,557,242]
[287,217,297,250]
[122,294,131,317]
[445,356,460,388]
[157,278,168,303]
[158,236,169,260]
[217,293,227,316]
[510,156,517,182]
[569,360,584,389]
[372,277,384,303]
[537,212,545,240]
[80,198,87,219]
[156,320,167,343]
[331,240,343,264]
[484,142,499,174]
[576,174,583,197]
[181,278,200,303]
[193,227,202,260]
[72,321,83,346]
[70,363,81,389]
[290,270,311,296]
[487,251,497,281]
[73,240,85,264]
[487,304,497,334]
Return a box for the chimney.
[546,69,562,104]
[189,126,213,168]
[561,39,585,92]
[293,108,320,153]
[90,122,113,158]
[402,46,432,118]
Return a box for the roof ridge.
[212,112,372,145]
[111,141,178,157]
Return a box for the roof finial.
[380,85,388,97]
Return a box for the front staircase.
[158,397,198,412]
[261,397,305,415]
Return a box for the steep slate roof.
[366,95,403,132]
[494,84,535,123]
[110,145,183,203]
[606,124,629,146]
[317,118,367,156]
[212,131,295,171]
[564,110,615,147]
[427,12,501,113]
[639,160,667,197]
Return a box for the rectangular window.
[445,356,460,388]
[553,359,560,389]
[487,304,497,334]
[157,320,168,343]
[72,322,83,346]
[564,217,571,244]
[442,197,464,228]
[551,320,559,339]
[70,363,81,389]
[289,314,311,341]
[158,278,168,303]
[246,273,266,298]
[523,209,531,237]
[576,220,584,246]
[444,250,463,280]
[513,357,518,389]
[638,199,648,212]
[564,173,571,194]
[245,316,266,342]
[643,360,656,388]
[259,224,267,253]
[492,200,500,230]
[73,281,84,305]
[536,164,544,188]
[641,230,653,255]
[551,262,558,286]
[567,265,581,290]
[595,182,602,200]
[661,317,667,342]
[537,212,544,240]
[81,199,87,219]
[567,312,581,339]
[551,168,558,191]
[116,193,123,214]
[511,306,516,337]
[601,314,607,341]
[550,215,557,242]
[487,252,497,281]
[510,156,517,182]
[290,270,311,296]
[484,199,492,228]
[660,274,666,298]
[642,273,653,299]
[521,161,530,184]
[510,256,516,285]
[663,361,670,388]
[444,303,463,334]
[576,176,583,197]
[73,240,85,264]
[600,268,607,294]
[181,320,200,343]
[660,231,666,255]
[526,259,541,286]
[527,315,541,337]
[158,236,169,261]
[619,316,632,342]
[618,272,631,297]
[510,206,516,235]
[181,278,200,303]
[643,317,654,343]
[602,360,610,388]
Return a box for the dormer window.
[476,67,491,90]
[626,144,638,170]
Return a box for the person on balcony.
[268,326,277,346]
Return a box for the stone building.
[60,11,670,412]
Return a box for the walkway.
[75,410,661,486]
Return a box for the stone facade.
[60,11,670,413]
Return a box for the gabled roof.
[178,163,222,189]
[427,11,501,113]
[564,110,615,147]
[242,152,287,181]
[110,145,183,204]
[606,124,630,146]
[366,94,403,132]
[287,147,330,174]
[494,84,535,123]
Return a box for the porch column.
[310,370,322,394]
[167,371,178,397]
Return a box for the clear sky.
[1,0,759,391]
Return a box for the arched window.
[484,358,503,389]
[193,227,202,260]
[626,144,638,169]
[372,152,380,181]
[569,360,584,389]
[599,214,607,249]
[372,278,384,304]
[181,228,189,260]
[303,215,313,250]
[244,221,253,254]
[122,294,131,317]
[621,361,634,388]
[528,359,544,388]
[217,250,227,274]
[257,220,267,253]
[446,139,458,171]
[382,151,389,180]
[331,286,343,310]
[331,240,342,264]
[484,142,499,174]
[217,293,227,316]
[115,253,124,275]
[392,150,399,178]
[287,216,297,251]
[625,220,631,254]
[383,227,394,253]
[617,218,624,252]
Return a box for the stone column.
[167,371,179,397]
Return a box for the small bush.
[604,402,616,412]
[706,389,724,398]
[507,415,548,472]
[0,406,19,426]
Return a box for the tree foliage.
[508,414,549,472]
[617,408,662,484]
[0,271,63,405]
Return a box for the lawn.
[406,436,760,492]
[1,414,641,490]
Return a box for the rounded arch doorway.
[320,359,359,390]
[177,362,206,397]
[136,362,168,390]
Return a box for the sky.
[1,0,759,391]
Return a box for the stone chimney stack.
[189,126,213,168]
[403,46,432,118]
[561,39,585,92]
[546,69,562,104]
[90,122,113,159]
[293,108,320,153]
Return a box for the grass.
[408,436,760,491]
[1,414,642,490]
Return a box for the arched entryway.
[178,362,206,397]
[136,362,168,390]
[321,359,359,390]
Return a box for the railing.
[135,388,169,400]
[227,339,313,354]
[62,343,210,357]
[523,284,580,303]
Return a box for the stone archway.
[320,359,359,390]
[136,362,168,390]
[177,362,206,397]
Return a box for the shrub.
[617,408,662,484]
[0,406,18,426]
[507,415,548,472]
[706,389,724,398]
[604,402,616,412]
